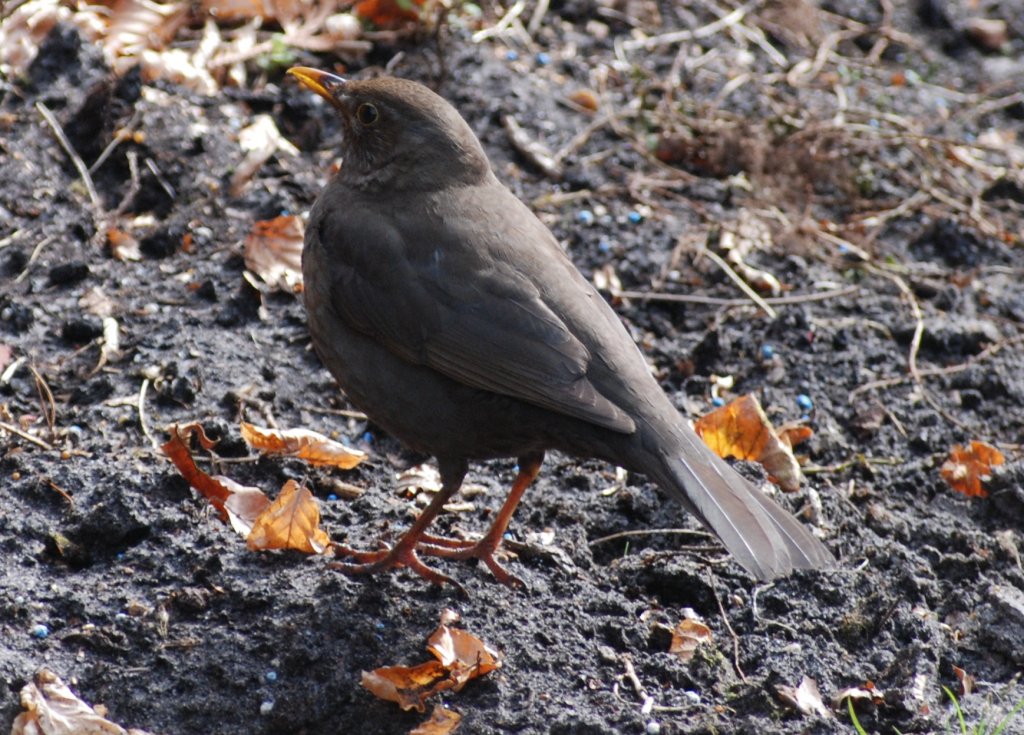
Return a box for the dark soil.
[2,1,1024,733]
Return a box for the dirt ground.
[2,0,1024,733]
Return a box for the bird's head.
[288,68,492,192]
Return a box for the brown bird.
[288,68,833,587]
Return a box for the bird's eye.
[356,103,379,126]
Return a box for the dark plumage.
[289,68,834,586]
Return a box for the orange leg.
[420,452,543,587]
[330,458,468,590]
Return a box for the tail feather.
[644,422,833,580]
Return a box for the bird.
[287,67,834,587]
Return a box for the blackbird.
[288,68,834,586]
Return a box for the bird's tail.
[641,419,834,580]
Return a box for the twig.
[701,248,777,319]
[709,572,747,683]
[616,285,858,306]
[471,0,526,42]
[138,378,160,451]
[36,101,102,212]
[588,528,714,546]
[14,235,55,283]
[29,365,56,438]
[0,420,54,450]
[850,334,1024,399]
[623,0,755,50]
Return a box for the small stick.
[0,420,54,450]
[138,378,160,451]
[36,101,102,212]
[616,285,858,307]
[709,572,747,682]
[701,248,778,319]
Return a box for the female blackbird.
[288,68,833,586]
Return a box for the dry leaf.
[669,618,713,662]
[952,665,975,696]
[832,681,885,709]
[426,624,501,690]
[775,675,830,718]
[397,463,444,496]
[410,705,461,735]
[353,0,423,28]
[361,662,448,713]
[240,421,366,469]
[246,480,330,553]
[363,611,501,713]
[12,668,159,735]
[941,440,1005,497]
[223,483,272,537]
[161,422,237,517]
[693,394,805,491]
[106,228,142,261]
[242,215,305,292]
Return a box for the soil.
[2,1,1024,733]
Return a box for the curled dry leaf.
[12,667,159,735]
[353,0,423,28]
[162,422,244,518]
[240,421,366,469]
[361,661,448,713]
[952,665,975,696]
[775,675,830,718]
[410,705,462,735]
[669,618,713,662]
[362,611,501,713]
[831,681,885,710]
[246,479,330,553]
[940,440,1005,497]
[242,215,305,293]
[426,623,502,690]
[693,394,805,492]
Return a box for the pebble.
[265,671,278,683]
[711,397,725,407]
[536,52,551,65]
[761,344,775,359]
[259,700,274,716]
[30,623,49,639]
[327,493,338,501]
[627,211,643,224]
[505,50,519,61]
[577,209,594,226]
[796,394,813,411]
[645,721,661,734]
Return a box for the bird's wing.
[306,188,635,434]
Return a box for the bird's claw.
[329,542,466,593]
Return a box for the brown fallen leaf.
[353,0,423,28]
[940,440,1005,498]
[242,215,304,293]
[12,667,159,735]
[410,704,462,735]
[426,621,501,690]
[361,661,448,713]
[693,394,805,491]
[161,422,236,517]
[669,618,713,662]
[246,479,330,553]
[832,681,885,710]
[775,675,830,718]
[241,421,366,469]
[363,610,502,713]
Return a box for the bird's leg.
[330,458,469,588]
[419,452,544,586]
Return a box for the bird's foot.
[418,535,524,587]
[329,541,466,593]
